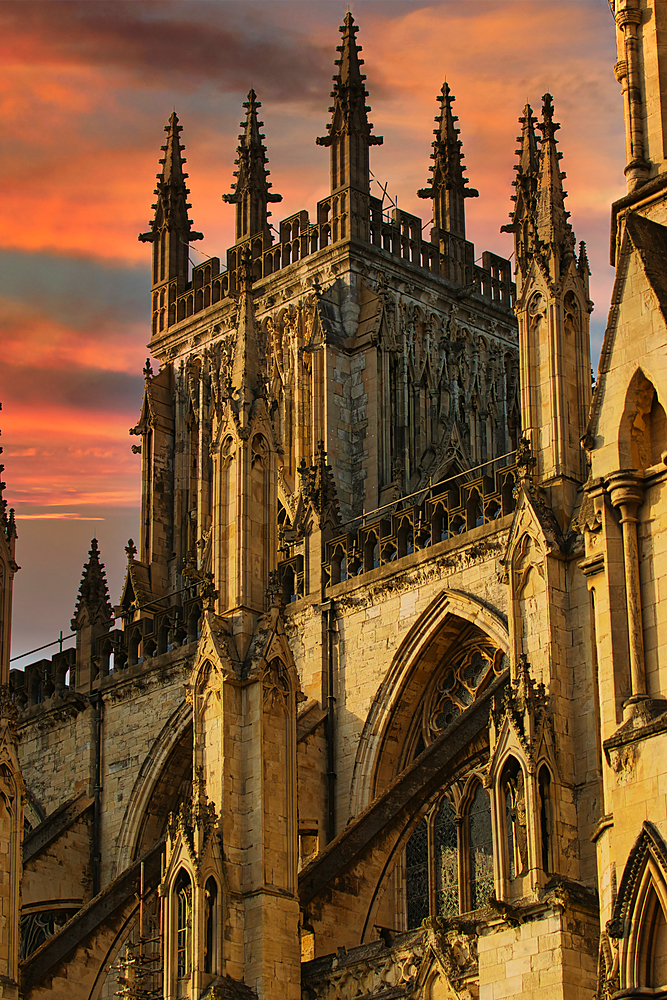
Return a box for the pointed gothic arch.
[348,589,509,817]
[114,700,193,876]
[610,821,667,991]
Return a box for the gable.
[586,215,667,478]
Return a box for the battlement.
[278,455,518,602]
[9,585,204,716]
[150,195,515,337]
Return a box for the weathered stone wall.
[286,519,511,836]
[478,898,599,1000]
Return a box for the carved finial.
[516,436,536,479]
[501,102,539,238]
[418,81,478,239]
[125,538,137,561]
[299,442,340,529]
[222,89,282,243]
[535,92,574,256]
[316,12,382,209]
[143,358,154,381]
[138,111,203,247]
[71,538,114,631]
[265,569,281,609]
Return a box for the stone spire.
[317,13,383,241]
[535,94,575,269]
[503,103,539,259]
[71,538,113,633]
[503,95,575,287]
[417,82,478,240]
[223,89,283,245]
[138,113,203,336]
[231,248,263,425]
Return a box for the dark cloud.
[0,250,148,331]
[1,361,144,415]
[0,1,336,103]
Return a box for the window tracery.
[422,642,507,747]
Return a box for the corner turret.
[223,89,282,246]
[418,82,478,240]
[316,12,383,242]
[507,95,592,530]
[139,112,203,337]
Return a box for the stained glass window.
[434,798,458,917]
[405,819,429,929]
[405,781,494,927]
[469,785,494,909]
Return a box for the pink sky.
[1,0,624,660]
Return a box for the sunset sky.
[2,0,624,662]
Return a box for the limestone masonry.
[1,4,667,998]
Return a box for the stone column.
[614,2,649,191]
[608,474,647,704]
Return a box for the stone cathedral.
[2,2,667,998]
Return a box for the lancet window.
[204,876,219,976]
[404,781,493,928]
[174,869,191,981]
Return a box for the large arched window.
[405,818,429,929]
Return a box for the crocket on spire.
[223,89,282,245]
[418,82,478,240]
[231,248,263,426]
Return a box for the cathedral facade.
[2,2,667,998]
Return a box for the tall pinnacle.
[317,12,382,204]
[535,94,574,256]
[0,411,16,547]
[71,539,113,632]
[139,112,203,247]
[223,90,282,245]
[231,249,262,423]
[418,82,478,240]
[502,95,575,284]
[501,103,539,261]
